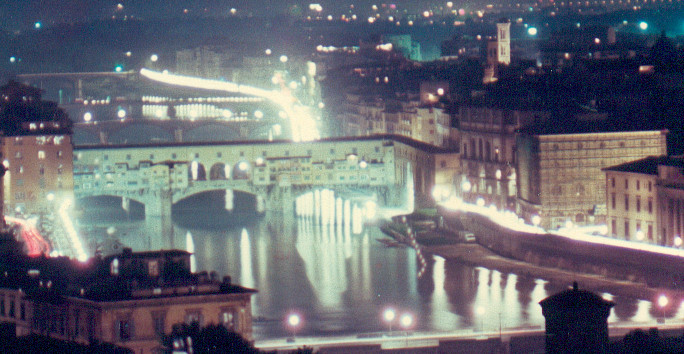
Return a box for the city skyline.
[0,0,682,352]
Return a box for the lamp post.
[383,308,396,335]
[475,305,485,332]
[286,313,301,342]
[399,313,413,347]
[657,295,668,324]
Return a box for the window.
[126,154,131,160]
[110,258,119,276]
[648,225,653,240]
[625,179,628,189]
[611,193,616,209]
[636,180,640,190]
[648,181,652,192]
[172,153,177,159]
[39,165,44,176]
[152,311,166,336]
[104,154,108,161]
[194,153,199,158]
[624,220,630,239]
[624,195,629,211]
[611,178,615,188]
[38,151,45,159]
[20,302,25,320]
[118,320,133,341]
[8,297,14,317]
[148,260,159,277]
[330,149,335,154]
[220,309,237,331]
[14,152,21,159]
[648,199,653,214]
[0,295,5,316]
[185,310,203,325]
[636,197,641,212]
[611,219,617,236]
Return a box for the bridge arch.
[184,124,241,142]
[108,123,174,144]
[188,161,207,181]
[232,161,252,180]
[73,129,101,145]
[209,163,229,180]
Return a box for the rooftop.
[601,155,684,174]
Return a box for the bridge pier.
[145,189,173,219]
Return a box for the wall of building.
[518,131,667,229]
[2,134,74,216]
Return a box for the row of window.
[610,193,653,214]
[106,147,381,162]
[610,177,653,192]
[13,164,64,175]
[116,308,239,342]
[14,150,65,159]
[610,219,654,241]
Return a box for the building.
[539,282,614,354]
[0,249,256,354]
[0,81,74,217]
[604,155,684,247]
[516,116,667,230]
[339,92,451,148]
[457,105,549,210]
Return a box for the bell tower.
[496,19,511,65]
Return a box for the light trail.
[58,199,88,262]
[439,198,684,258]
[5,216,51,256]
[139,68,319,142]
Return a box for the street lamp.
[383,308,396,335]
[475,305,485,331]
[399,313,413,346]
[286,313,302,342]
[657,295,668,324]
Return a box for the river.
[75,196,682,340]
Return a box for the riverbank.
[380,219,683,302]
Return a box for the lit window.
[110,258,119,276]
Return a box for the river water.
[76,197,681,340]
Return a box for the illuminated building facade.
[0,249,255,353]
[457,105,548,210]
[0,81,74,216]
[517,120,667,230]
[339,91,451,148]
[604,156,684,247]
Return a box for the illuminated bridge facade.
[73,135,457,218]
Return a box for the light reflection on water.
[79,208,674,339]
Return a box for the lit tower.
[484,18,511,83]
[496,18,511,65]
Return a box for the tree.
[160,322,259,354]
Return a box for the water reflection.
[79,203,667,339]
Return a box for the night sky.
[0,1,455,30]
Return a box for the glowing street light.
[639,21,648,30]
[286,313,302,341]
[383,308,396,334]
[475,305,485,331]
[83,112,93,122]
[527,27,538,36]
[657,294,668,323]
[150,54,159,62]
